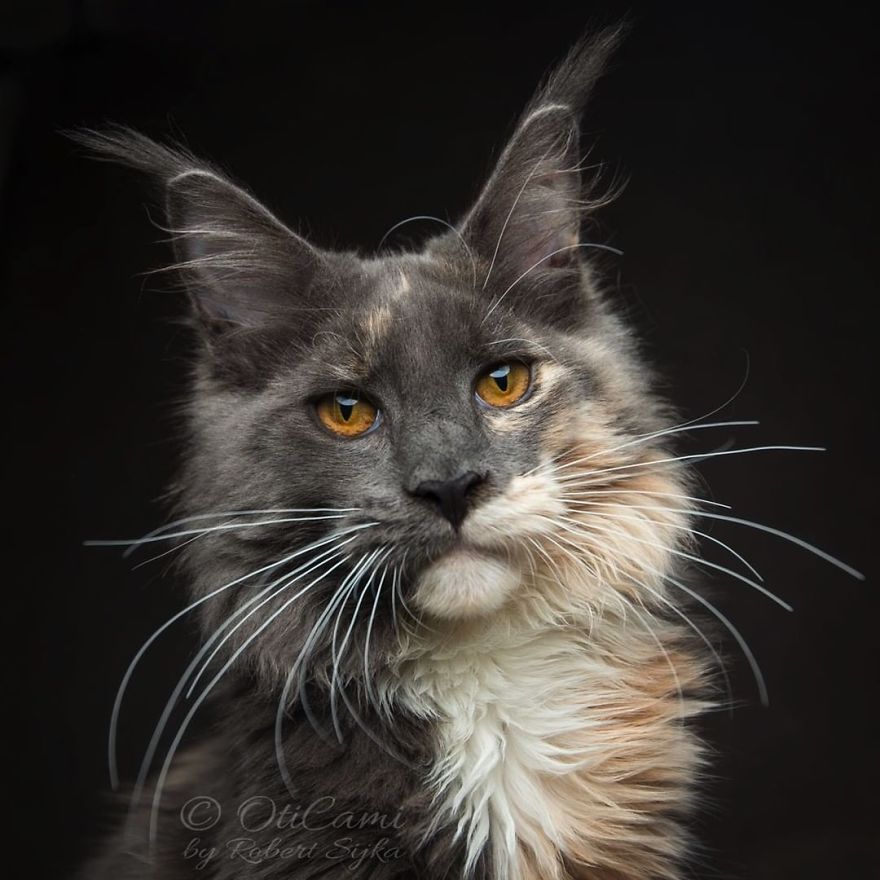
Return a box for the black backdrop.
[2,3,877,878]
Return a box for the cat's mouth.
[410,542,522,620]
[386,468,565,619]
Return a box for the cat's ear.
[460,25,625,296]
[72,127,324,331]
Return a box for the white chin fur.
[413,549,521,619]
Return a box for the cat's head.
[81,26,691,684]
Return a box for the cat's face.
[83,29,690,683]
[173,234,687,692]
[184,245,664,625]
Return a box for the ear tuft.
[520,21,629,123]
[460,24,627,309]
[71,126,323,331]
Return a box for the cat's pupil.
[490,364,511,392]
[336,394,358,421]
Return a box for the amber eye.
[316,392,379,437]
[475,362,532,408]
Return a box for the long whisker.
[327,579,361,744]
[87,506,360,550]
[482,241,623,324]
[552,445,825,484]
[565,515,793,611]
[184,540,362,700]
[543,354,750,477]
[393,555,442,636]
[105,524,371,791]
[315,560,419,770]
[569,501,864,580]
[330,547,391,743]
[694,510,864,580]
[297,554,383,753]
[543,530,605,583]
[536,528,648,630]
[531,529,722,711]
[89,513,353,553]
[564,517,769,703]
[363,563,389,715]
[558,487,732,510]
[131,534,360,808]
[307,550,378,741]
[148,553,353,843]
[564,503,764,582]
[524,534,601,633]
[129,532,207,569]
[333,674,420,770]
[666,352,752,435]
[665,573,769,707]
[628,574,734,713]
[625,600,686,720]
[394,581,425,633]
[526,420,760,478]
[377,215,477,289]
[389,566,402,647]
[544,518,743,709]
[275,551,376,794]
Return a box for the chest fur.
[394,622,703,880]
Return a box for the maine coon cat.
[75,24,861,880]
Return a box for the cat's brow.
[482,337,558,362]
[313,362,371,385]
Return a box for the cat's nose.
[411,471,484,531]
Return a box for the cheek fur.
[414,405,691,623]
[462,472,566,548]
[524,408,693,615]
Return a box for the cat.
[74,23,854,880]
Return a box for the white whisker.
[564,503,764,581]
[629,575,734,712]
[87,506,361,549]
[377,215,477,289]
[105,522,373,791]
[90,513,354,552]
[184,540,361,701]
[526,420,760,478]
[131,535,358,808]
[330,547,391,743]
[626,600,686,720]
[569,501,863,580]
[482,242,623,324]
[363,563,389,714]
[665,574,769,707]
[569,515,793,611]
[129,532,207,569]
[389,566,402,646]
[149,552,353,843]
[393,551,441,636]
[275,551,376,793]
[694,511,864,580]
[559,487,732,510]
[553,445,825,485]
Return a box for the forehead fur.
[301,249,596,381]
[305,255,487,378]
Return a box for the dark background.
[2,2,877,878]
